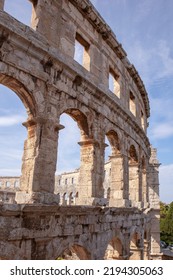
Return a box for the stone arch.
[57,244,91,260]
[106,130,121,156]
[64,108,90,140]
[0,74,37,118]
[0,74,40,198]
[104,236,123,260]
[69,192,74,205]
[0,73,60,203]
[129,144,138,163]
[105,130,124,207]
[62,193,67,205]
[57,107,103,205]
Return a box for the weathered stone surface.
[0,0,161,260]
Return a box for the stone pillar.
[148,147,160,208]
[76,139,106,206]
[0,0,5,10]
[109,154,129,207]
[143,240,150,260]
[29,0,62,47]
[149,209,162,260]
[129,235,143,260]
[129,247,143,260]
[129,163,140,207]
[15,117,60,204]
[142,168,148,207]
[123,154,130,202]
[148,147,162,259]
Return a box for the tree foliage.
[160,201,173,244]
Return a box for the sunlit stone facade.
[0,0,161,260]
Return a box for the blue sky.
[0,0,173,203]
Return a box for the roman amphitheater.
[0,0,161,260]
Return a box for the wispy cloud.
[128,40,173,87]
[0,115,25,127]
[0,168,21,176]
[160,164,173,203]
[150,123,173,140]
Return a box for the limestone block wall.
[0,177,20,203]
[0,0,161,259]
[0,204,156,260]
[0,177,20,190]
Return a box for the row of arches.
[0,230,150,260]
[0,74,149,206]
[56,231,149,260]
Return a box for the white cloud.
[150,123,173,140]
[0,169,21,176]
[128,40,173,87]
[0,115,25,127]
[159,164,173,203]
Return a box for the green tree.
[160,201,173,244]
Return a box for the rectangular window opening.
[4,0,32,26]
[109,70,120,98]
[74,33,90,71]
[141,111,145,130]
[129,91,136,116]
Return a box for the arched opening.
[4,0,32,26]
[0,74,45,203]
[57,109,99,205]
[57,245,90,260]
[103,136,111,199]
[62,193,68,206]
[129,145,139,206]
[129,232,142,260]
[57,113,80,175]
[69,192,74,205]
[104,237,123,260]
[0,84,27,177]
[105,131,124,206]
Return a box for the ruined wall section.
[0,0,154,205]
[0,204,152,260]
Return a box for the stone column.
[123,154,130,202]
[129,163,140,207]
[129,236,143,260]
[142,168,149,207]
[15,117,60,204]
[109,154,129,207]
[0,0,5,10]
[148,147,160,208]
[143,240,150,260]
[147,147,162,259]
[76,139,105,206]
[129,247,143,260]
